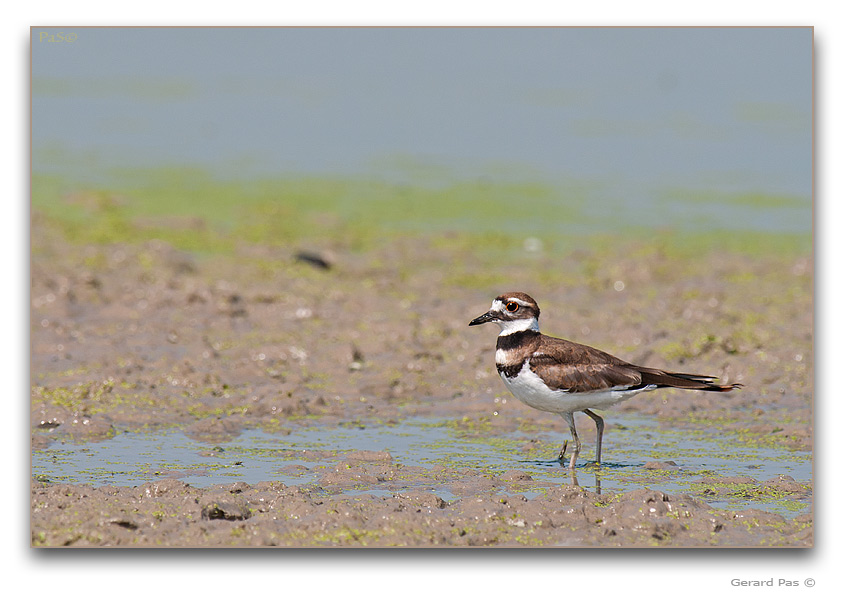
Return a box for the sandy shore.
[30,218,813,547]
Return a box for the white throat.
[496,317,540,336]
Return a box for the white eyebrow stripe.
[497,297,532,310]
[508,297,532,308]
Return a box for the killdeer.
[469,292,741,469]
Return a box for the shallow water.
[32,414,811,518]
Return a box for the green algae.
[669,410,812,451]
[31,381,167,419]
[32,167,810,261]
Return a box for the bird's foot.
[557,440,568,466]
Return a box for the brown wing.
[529,337,643,393]
[528,336,741,393]
[529,358,643,392]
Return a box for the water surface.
[33,414,812,518]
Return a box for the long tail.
[638,368,742,392]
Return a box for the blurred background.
[31,27,812,244]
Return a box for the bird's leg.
[560,412,580,470]
[583,409,605,465]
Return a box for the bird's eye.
[506,302,519,312]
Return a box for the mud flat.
[30,206,812,547]
[31,477,811,547]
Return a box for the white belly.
[499,364,653,414]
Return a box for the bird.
[469,291,741,469]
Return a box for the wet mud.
[30,218,813,547]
